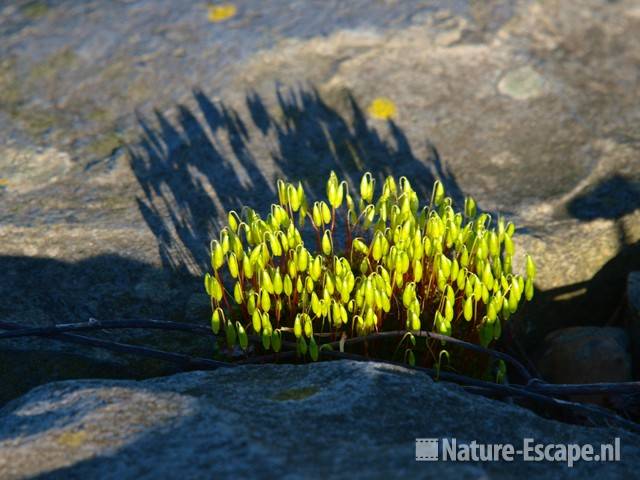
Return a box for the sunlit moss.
[206,172,535,373]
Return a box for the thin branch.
[2,319,639,418]
[324,329,533,382]
[0,320,233,370]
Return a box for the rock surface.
[1,361,638,479]
[1,1,640,399]
[536,327,632,404]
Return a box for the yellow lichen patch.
[367,97,397,120]
[0,178,9,188]
[208,4,237,23]
[55,430,88,448]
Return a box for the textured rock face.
[536,327,632,404]
[1,361,638,479]
[1,1,640,399]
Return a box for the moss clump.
[205,172,536,376]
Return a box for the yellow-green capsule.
[474,278,483,301]
[482,262,494,291]
[481,284,489,304]
[489,231,499,257]
[487,301,497,323]
[283,274,293,296]
[409,311,421,331]
[233,282,244,304]
[372,234,383,261]
[497,216,506,241]
[272,330,282,352]
[365,307,376,330]
[320,201,331,225]
[277,179,287,205]
[309,335,319,361]
[242,255,253,279]
[287,258,298,278]
[204,273,213,297]
[526,255,536,279]
[262,329,271,350]
[493,317,502,340]
[503,255,512,275]
[225,321,237,347]
[502,299,511,320]
[407,349,416,367]
[525,277,534,301]
[440,254,452,279]
[464,196,476,219]
[252,309,262,333]
[311,292,321,316]
[326,175,338,207]
[402,283,415,308]
[512,277,521,301]
[432,180,445,207]
[398,251,410,274]
[353,238,368,255]
[322,230,332,256]
[228,253,239,278]
[237,322,248,350]
[394,270,404,289]
[444,299,454,323]
[446,284,455,306]
[494,290,504,311]
[463,296,473,321]
[312,202,322,227]
[211,241,224,270]
[304,316,313,338]
[456,268,466,291]
[278,231,289,251]
[508,290,518,313]
[211,275,223,302]
[261,289,271,312]
[325,274,335,295]
[228,211,239,233]
[211,307,223,334]
[413,260,423,283]
[310,256,322,281]
[423,237,432,257]
[273,271,283,295]
[269,235,282,257]
[465,275,474,297]
[287,184,300,211]
[360,172,374,202]
[305,276,314,294]
[262,270,274,294]
[359,257,370,274]
[298,336,308,355]
[504,235,514,256]
[492,256,502,279]
[363,278,373,306]
[297,248,308,272]
[294,314,302,338]
[339,304,348,324]
[459,245,469,268]
[450,258,459,282]
[220,230,230,255]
